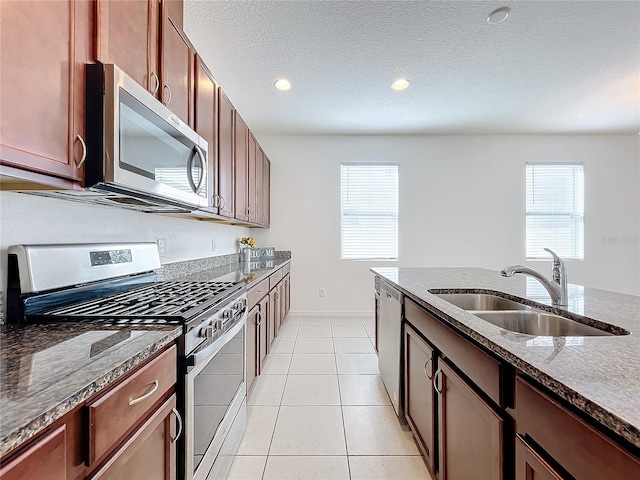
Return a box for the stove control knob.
[233,299,246,310]
[223,309,235,320]
[200,325,215,339]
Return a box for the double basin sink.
[430,293,627,337]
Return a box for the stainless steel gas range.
[6,242,247,480]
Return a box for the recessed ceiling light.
[487,6,510,25]
[391,79,410,91]
[274,79,291,91]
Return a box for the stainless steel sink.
[472,311,613,337]
[432,293,531,311]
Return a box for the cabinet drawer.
[269,269,283,289]
[87,346,176,465]
[283,263,290,275]
[0,425,67,480]
[248,278,269,308]
[516,376,640,480]
[404,298,503,406]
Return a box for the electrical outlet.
[319,288,327,297]
[157,238,166,256]
[211,239,216,251]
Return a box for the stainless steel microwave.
[83,63,209,212]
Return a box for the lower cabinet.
[437,359,503,480]
[258,296,269,372]
[246,305,259,394]
[515,434,564,480]
[0,425,67,480]
[404,324,436,474]
[89,395,178,480]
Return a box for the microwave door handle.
[187,145,207,195]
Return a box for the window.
[526,164,584,260]
[341,164,398,260]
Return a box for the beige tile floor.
[224,314,431,480]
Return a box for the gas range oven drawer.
[86,346,177,466]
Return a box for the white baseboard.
[289,310,374,317]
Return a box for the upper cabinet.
[160,3,194,125]
[96,0,160,96]
[234,113,249,222]
[0,0,92,184]
[218,90,236,218]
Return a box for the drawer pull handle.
[256,310,263,326]
[171,407,183,443]
[128,380,159,406]
[423,358,433,380]
[433,368,442,394]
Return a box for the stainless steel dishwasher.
[378,281,403,416]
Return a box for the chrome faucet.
[500,248,568,307]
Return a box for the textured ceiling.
[184,1,640,135]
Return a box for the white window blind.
[341,164,398,260]
[526,164,584,260]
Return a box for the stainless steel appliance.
[378,281,404,417]
[22,64,209,214]
[6,243,247,480]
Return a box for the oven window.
[192,327,245,472]
[119,89,206,197]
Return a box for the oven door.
[185,316,246,480]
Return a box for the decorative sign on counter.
[250,247,276,261]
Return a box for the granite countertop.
[0,256,291,458]
[371,267,640,448]
[0,323,182,457]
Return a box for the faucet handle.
[544,248,565,284]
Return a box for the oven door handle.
[187,314,246,368]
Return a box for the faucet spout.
[500,249,568,307]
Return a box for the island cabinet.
[0,0,92,186]
[0,345,180,480]
[403,297,510,480]
[515,376,640,480]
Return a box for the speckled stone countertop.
[371,267,640,448]
[0,323,182,457]
[0,255,291,458]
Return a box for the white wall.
[0,192,249,294]
[252,134,640,314]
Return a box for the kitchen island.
[372,267,640,479]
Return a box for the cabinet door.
[283,274,291,318]
[256,147,264,225]
[267,291,276,348]
[275,283,283,333]
[194,56,218,210]
[0,0,90,182]
[89,395,178,480]
[96,0,159,95]
[218,90,235,218]
[247,133,258,223]
[234,113,249,221]
[515,435,564,480]
[160,6,194,125]
[437,359,503,480]
[258,296,270,372]
[0,425,66,480]
[262,153,271,227]
[246,306,259,394]
[404,324,436,473]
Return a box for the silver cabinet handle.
[75,135,87,168]
[423,357,433,380]
[256,310,263,326]
[150,72,160,95]
[171,407,183,443]
[212,194,220,208]
[187,145,207,194]
[220,196,226,210]
[433,368,442,394]
[128,380,159,406]
[163,84,172,105]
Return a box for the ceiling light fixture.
[274,79,291,91]
[391,79,410,91]
[487,6,511,25]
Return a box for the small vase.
[241,247,251,263]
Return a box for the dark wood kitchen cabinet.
[283,273,291,318]
[437,359,503,480]
[404,324,436,474]
[0,425,67,480]
[247,133,258,224]
[0,0,91,184]
[218,89,235,218]
[258,295,270,372]
[96,0,159,96]
[194,55,218,209]
[89,395,177,480]
[262,152,271,227]
[234,113,249,222]
[515,434,564,480]
[246,305,259,394]
[160,4,194,125]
